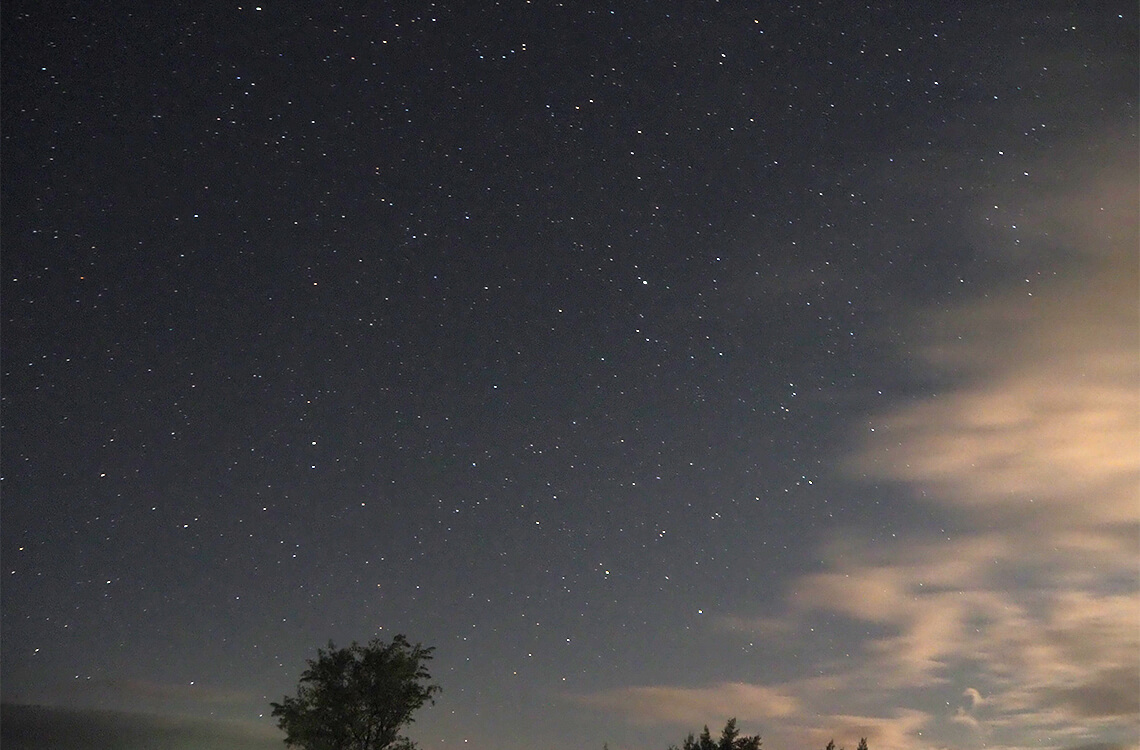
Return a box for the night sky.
[2,2,1137,749]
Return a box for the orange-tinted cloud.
[577,148,1139,750]
[793,154,1139,745]
[573,681,799,727]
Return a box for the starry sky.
[2,2,1137,749]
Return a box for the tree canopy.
[271,634,440,750]
[668,718,762,750]
[824,739,870,750]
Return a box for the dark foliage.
[271,635,440,750]
[668,718,762,750]
[823,739,870,750]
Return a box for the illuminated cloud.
[581,151,1138,749]
[795,157,1140,745]
[573,682,799,727]
[0,704,282,750]
[799,710,930,750]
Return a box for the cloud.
[1043,667,1140,719]
[717,702,936,750]
[800,710,930,750]
[0,703,282,750]
[578,147,1139,749]
[573,682,799,727]
[962,688,984,710]
[792,154,1139,744]
[953,688,984,730]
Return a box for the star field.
[2,3,1137,749]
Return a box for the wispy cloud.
[573,682,799,727]
[1,703,282,750]
[824,160,1139,740]
[578,150,1138,749]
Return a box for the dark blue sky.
[3,2,1137,749]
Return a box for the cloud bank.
[575,682,799,727]
[0,704,282,750]
[579,151,1139,749]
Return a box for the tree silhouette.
[668,718,762,750]
[823,740,869,750]
[271,634,440,750]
